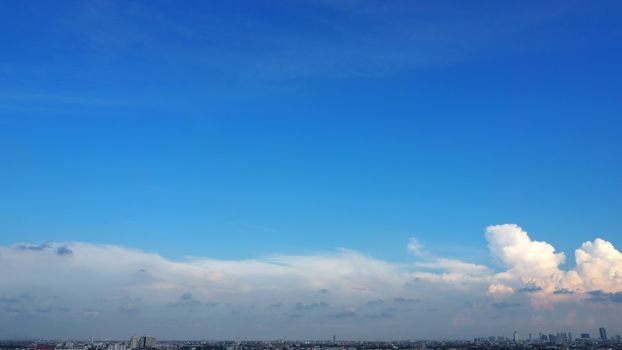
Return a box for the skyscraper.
[600,328,608,342]
[139,336,157,348]
[130,336,139,350]
[557,333,567,344]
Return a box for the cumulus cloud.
[483,224,622,311]
[571,238,622,292]
[1,224,622,339]
[487,284,514,299]
[486,224,565,278]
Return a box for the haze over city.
[1,0,622,342]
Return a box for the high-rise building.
[581,333,590,339]
[130,335,156,349]
[130,336,140,350]
[600,327,608,342]
[139,336,157,349]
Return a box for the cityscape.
[2,328,622,350]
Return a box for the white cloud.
[408,237,492,285]
[486,224,566,277]
[571,238,622,293]
[407,237,425,256]
[1,224,622,339]
[416,258,491,277]
[487,283,515,299]
[484,224,622,308]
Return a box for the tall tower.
[130,336,139,350]
[600,328,608,342]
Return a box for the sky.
[1,0,622,341]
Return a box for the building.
[130,336,140,350]
[140,337,157,349]
[556,333,567,344]
[129,335,156,349]
[600,327,608,342]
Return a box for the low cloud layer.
[1,224,621,339]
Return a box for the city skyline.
[2,326,622,341]
[2,0,622,341]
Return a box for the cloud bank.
[1,224,621,339]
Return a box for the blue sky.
[2,0,621,262]
[1,1,622,339]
